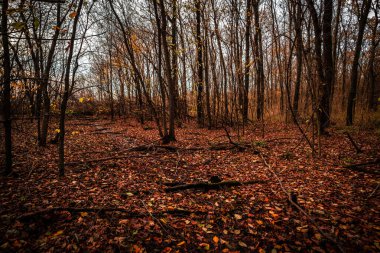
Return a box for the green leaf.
[11,22,26,31]
[33,18,40,29]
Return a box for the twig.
[65,154,147,166]
[18,207,208,221]
[259,154,345,253]
[222,126,248,151]
[367,183,380,200]
[165,180,266,192]
[344,132,362,153]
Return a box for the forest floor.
[0,118,379,253]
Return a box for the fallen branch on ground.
[344,132,362,153]
[343,159,380,168]
[223,126,247,151]
[92,128,110,132]
[259,154,345,252]
[18,207,208,221]
[165,180,267,192]
[92,131,124,135]
[65,154,147,166]
[128,143,251,152]
[129,145,178,152]
[343,159,380,175]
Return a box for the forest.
[0,0,379,252]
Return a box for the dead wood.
[92,131,124,135]
[18,207,208,222]
[344,132,362,153]
[129,145,178,152]
[222,127,247,151]
[92,127,110,132]
[265,137,297,143]
[65,154,147,166]
[66,122,94,126]
[259,154,345,252]
[161,182,186,187]
[343,159,380,174]
[343,159,380,168]
[164,180,267,192]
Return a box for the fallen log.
[92,131,124,135]
[127,143,254,153]
[129,145,178,152]
[161,181,186,187]
[92,127,110,132]
[18,207,207,222]
[65,154,147,166]
[343,159,380,169]
[165,180,266,192]
[343,159,380,175]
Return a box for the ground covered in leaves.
[1,118,379,252]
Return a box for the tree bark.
[292,0,303,121]
[346,0,372,125]
[1,0,12,174]
[243,0,252,124]
[58,0,84,177]
[196,0,204,127]
[156,0,176,141]
[319,0,334,131]
[253,0,264,121]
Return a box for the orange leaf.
[177,241,185,246]
[199,243,210,250]
[69,12,77,19]
[213,236,219,243]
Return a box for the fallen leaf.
[234,214,242,220]
[69,12,77,19]
[51,230,64,238]
[177,241,185,246]
[199,243,210,250]
[238,241,247,247]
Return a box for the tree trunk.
[117,69,126,116]
[1,0,12,175]
[156,0,176,141]
[292,0,303,121]
[253,0,264,121]
[243,0,252,124]
[367,10,379,111]
[346,0,372,125]
[58,0,84,177]
[319,0,334,132]
[171,0,179,122]
[196,0,204,126]
[108,44,115,121]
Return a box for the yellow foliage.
[130,33,141,53]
